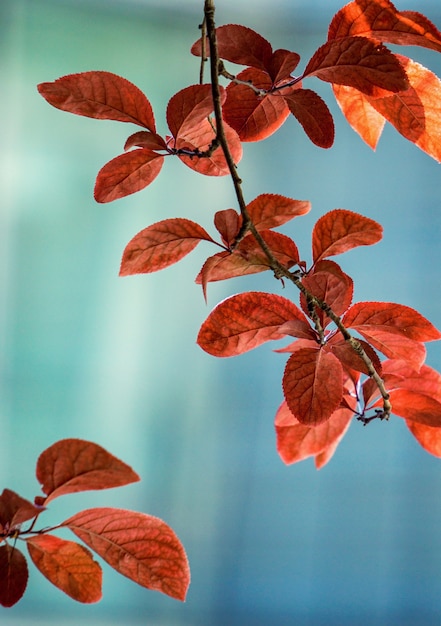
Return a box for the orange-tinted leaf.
[63,508,190,601]
[406,420,441,458]
[300,260,353,327]
[214,209,241,247]
[283,88,335,148]
[120,218,214,276]
[176,119,242,176]
[246,193,311,230]
[304,36,408,96]
[38,71,156,130]
[268,49,301,84]
[27,535,102,603]
[314,441,340,469]
[0,489,43,530]
[124,131,167,152]
[383,360,441,403]
[224,68,290,141]
[328,0,441,54]
[191,24,273,71]
[197,291,307,357]
[94,149,164,203]
[282,347,344,425]
[343,301,441,342]
[332,84,386,149]
[0,544,28,607]
[167,84,223,140]
[312,209,383,263]
[36,439,140,505]
[275,401,352,465]
[368,56,441,162]
[388,389,441,427]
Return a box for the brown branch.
[202,0,391,420]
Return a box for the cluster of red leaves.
[36,0,441,472]
[0,440,190,607]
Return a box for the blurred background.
[1,0,441,624]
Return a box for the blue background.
[2,1,441,624]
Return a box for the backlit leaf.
[36,439,140,505]
[268,49,301,84]
[328,336,382,377]
[328,0,441,54]
[197,291,307,357]
[275,402,352,465]
[124,131,167,152]
[38,71,156,130]
[224,68,290,141]
[367,56,441,162]
[0,490,43,529]
[312,209,383,263]
[246,194,311,230]
[214,209,241,247]
[120,218,214,276]
[300,260,353,327]
[304,36,409,95]
[388,389,441,427]
[383,360,441,402]
[27,535,102,603]
[63,508,190,601]
[406,421,441,458]
[282,347,344,425]
[283,88,335,148]
[94,149,164,203]
[0,544,28,607]
[167,84,224,140]
[349,328,426,370]
[332,84,386,149]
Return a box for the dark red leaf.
[300,260,353,328]
[328,336,382,377]
[197,291,307,357]
[268,49,301,84]
[328,0,441,54]
[214,209,241,247]
[304,36,409,96]
[312,209,383,263]
[94,149,164,203]
[167,84,223,140]
[27,535,102,603]
[36,439,140,505]
[333,84,386,149]
[224,68,290,141]
[247,193,311,230]
[367,56,441,163]
[283,88,335,148]
[275,402,352,465]
[191,24,273,71]
[0,544,28,607]
[38,71,156,130]
[282,347,344,425]
[120,218,215,276]
[0,490,43,530]
[124,131,167,152]
[63,507,190,601]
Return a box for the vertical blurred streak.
[0,0,26,482]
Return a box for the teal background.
[2,0,441,624]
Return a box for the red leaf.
[328,0,441,54]
[176,119,242,176]
[384,361,441,402]
[343,302,441,343]
[36,439,140,505]
[275,402,352,465]
[197,291,307,357]
[304,37,409,96]
[0,490,43,530]
[388,389,441,427]
[246,193,311,230]
[268,49,301,84]
[214,209,241,247]
[120,218,214,276]
[312,209,383,263]
[224,68,290,141]
[166,84,223,140]
[63,508,190,601]
[283,88,335,148]
[27,535,102,603]
[300,260,353,327]
[38,71,156,130]
[282,347,344,425]
[94,149,164,203]
[406,421,441,458]
[328,336,382,377]
[367,56,441,163]
[352,329,426,371]
[191,24,273,71]
[124,131,167,152]
[0,544,28,607]
[332,84,386,149]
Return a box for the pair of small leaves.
[38,74,242,202]
[0,439,190,607]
